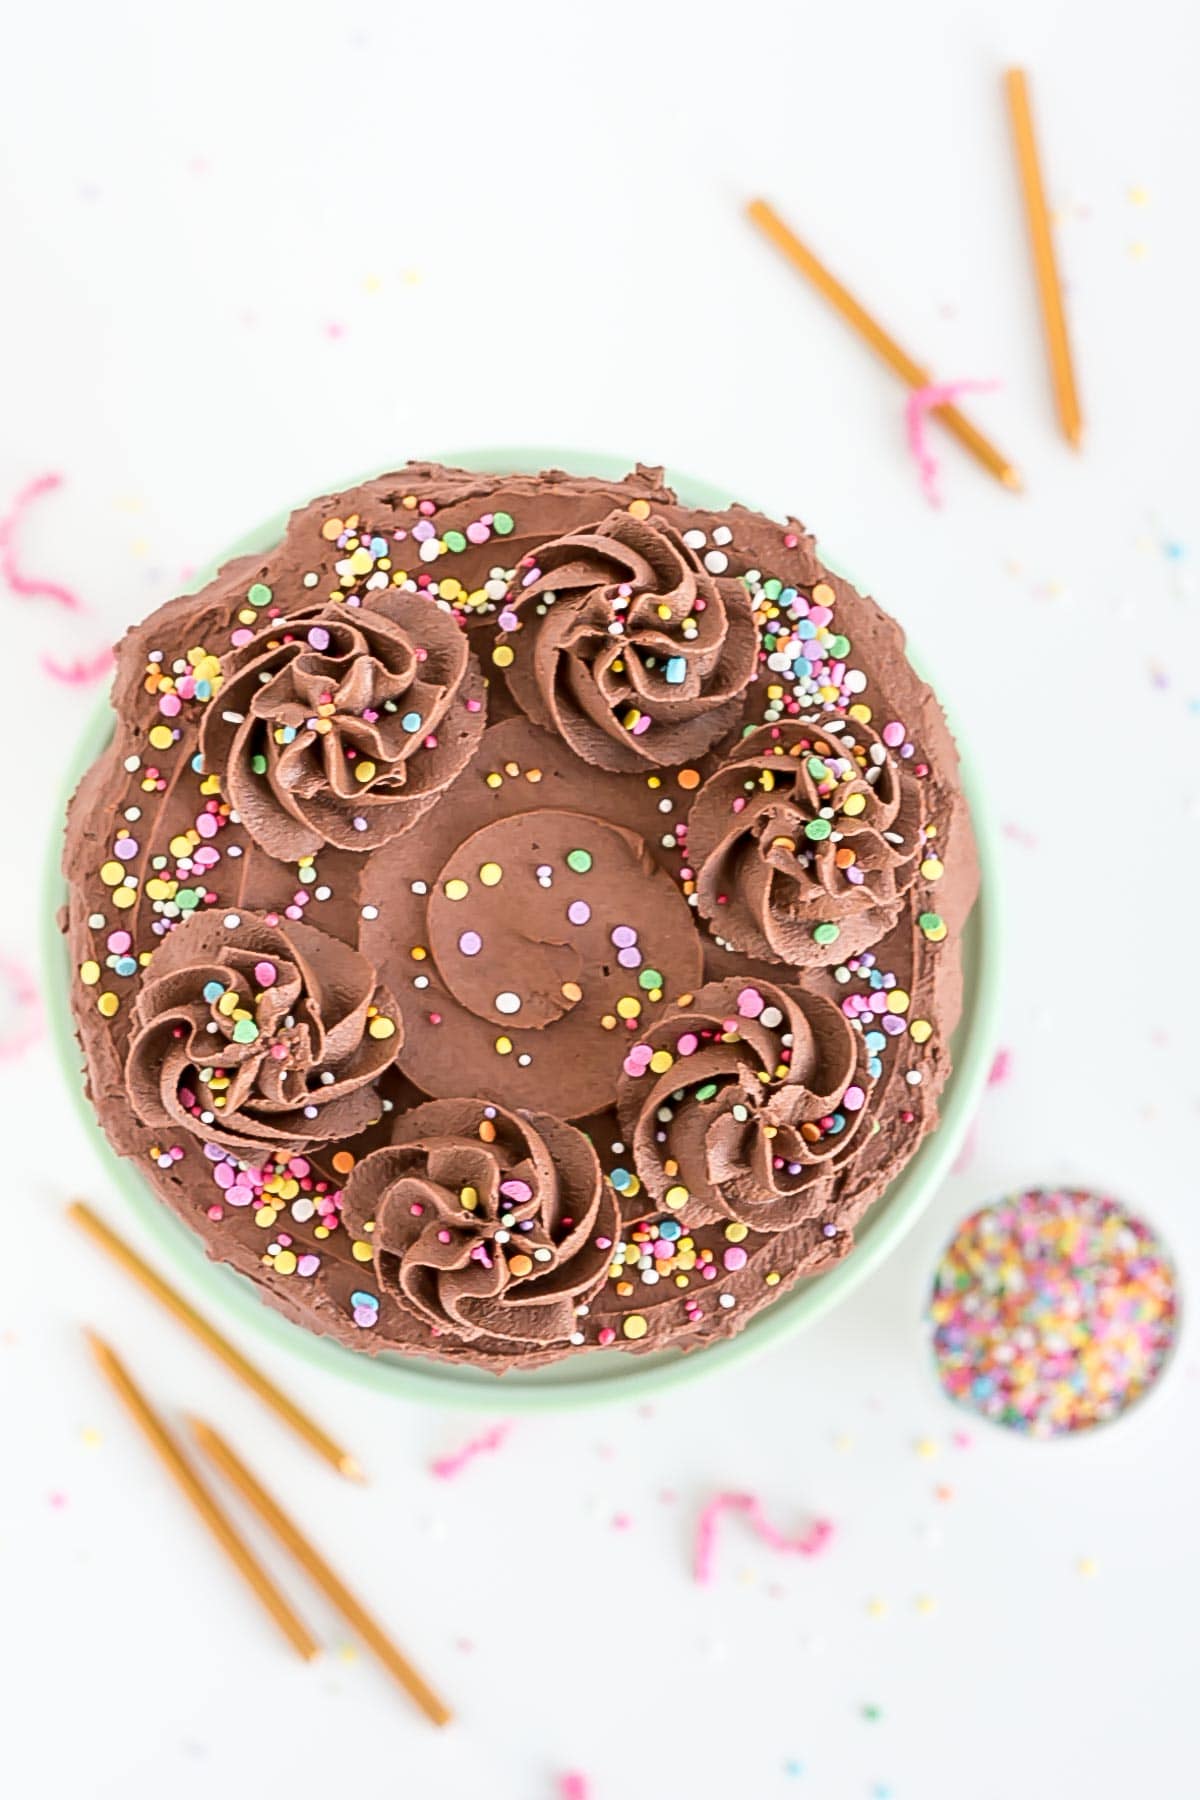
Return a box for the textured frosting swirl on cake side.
[62,460,978,1372]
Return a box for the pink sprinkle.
[882,721,905,749]
[430,1420,512,1481]
[905,378,1001,506]
[254,961,277,988]
[466,521,490,545]
[988,1047,1013,1086]
[559,1777,591,1800]
[598,1327,616,1346]
[842,1084,866,1112]
[736,986,764,1019]
[693,1492,834,1585]
[0,473,85,611]
[722,1246,748,1271]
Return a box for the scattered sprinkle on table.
[928,1187,1177,1436]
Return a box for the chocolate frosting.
[125,910,402,1155]
[63,459,979,1373]
[688,717,923,967]
[200,594,485,859]
[342,1098,617,1353]
[501,511,760,771]
[617,977,873,1233]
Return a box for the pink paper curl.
[430,1420,512,1480]
[905,380,1000,507]
[693,1491,833,1585]
[0,473,85,611]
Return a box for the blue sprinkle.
[202,980,224,1003]
[659,1218,683,1240]
[797,619,817,639]
[828,1113,846,1135]
[196,680,212,701]
[401,711,423,732]
[868,1057,882,1078]
[350,1290,379,1310]
[190,752,205,773]
[865,1031,886,1054]
[609,1167,632,1191]
[114,956,137,977]
[664,656,687,685]
[791,658,812,678]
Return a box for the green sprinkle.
[638,968,663,991]
[828,633,851,657]
[442,529,467,553]
[492,511,514,536]
[566,849,592,874]
[695,1082,719,1102]
[175,888,200,912]
[251,753,268,775]
[763,578,782,600]
[231,1018,259,1044]
[806,757,829,780]
[812,922,840,946]
[919,912,944,932]
[247,582,272,607]
[804,819,832,841]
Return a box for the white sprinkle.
[517,1054,532,1066]
[712,525,733,545]
[302,572,319,588]
[221,710,245,725]
[411,881,428,895]
[495,992,521,1014]
[906,1070,923,1085]
[719,1293,736,1309]
[683,529,706,549]
[760,1006,783,1029]
[569,1332,585,1345]
[223,914,241,929]
[361,904,379,920]
[314,885,331,901]
[414,975,429,990]
[704,549,729,574]
[124,806,141,821]
[123,755,141,772]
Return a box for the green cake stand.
[44,447,1002,1410]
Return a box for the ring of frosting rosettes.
[497,509,760,772]
[342,1099,619,1354]
[616,977,874,1234]
[200,592,485,860]
[687,715,924,968]
[125,910,403,1157]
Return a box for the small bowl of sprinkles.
[928,1187,1178,1437]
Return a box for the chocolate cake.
[62,462,978,1372]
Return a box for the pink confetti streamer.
[904,380,1000,507]
[0,473,85,611]
[558,1776,591,1800]
[0,956,43,1061]
[988,1048,1013,1086]
[430,1420,512,1480]
[41,646,113,686]
[693,1492,833,1585]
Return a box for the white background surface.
[1,2,1197,1796]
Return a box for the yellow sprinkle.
[848,702,872,723]
[867,1599,888,1620]
[495,1035,513,1055]
[628,498,651,519]
[648,1049,674,1074]
[664,1185,689,1209]
[915,1437,938,1460]
[765,1270,781,1286]
[812,582,835,605]
[921,856,944,881]
[348,547,374,576]
[112,888,137,910]
[841,792,867,817]
[724,1222,749,1242]
[1078,1557,1098,1579]
[367,1015,396,1040]
[99,862,125,887]
[254,1206,278,1229]
[561,981,583,1003]
[444,878,469,901]
[322,517,344,541]
[96,992,119,1018]
[148,725,174,751]
[354,760,377,784]
[273,1250,297,1276]
[916,1595,937,1615]
[460,1185,479,1212]
[492,644,515,668]
[485,771,503,789]
[615,997,641,1020]
[909,1019,932,1044]
[623,1314,648,1340]
[479,862,503,886]
[885,990,910,1015]
[79,960,101,986]
[351,1240,374,1263]
[410,945,427,961]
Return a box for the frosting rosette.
[688,716,923,967]
[499,510,759,771]
[342,1098,618,1352]
[200,593,485,859]
[125,910,403,1155]
[617,977,873,1232]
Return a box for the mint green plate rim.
[44,446,1002,1412]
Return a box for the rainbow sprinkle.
[928,1188,1177,1436]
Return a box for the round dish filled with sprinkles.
[928,1188,1178,1436]
[49,449,1000,1408]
